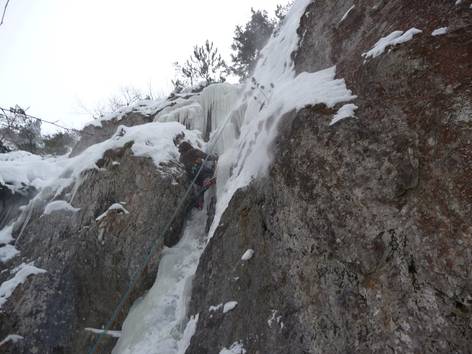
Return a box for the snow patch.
[0,151,64,193]
[223,301,238,314]
[219,341,246,354]
[362,28,423,59]
[339,5,355,23]
[0,224,14,245]
[209,303,223,312]
[330,103,358,125]
[0,245,20,263]
[96,203,129,221]
[432,27,448,36]
[85,328,121,338]
[241,249,254,261]
[86,98,169,128]
[0,262,46,308]
[0,334,24,346]
[267,309,283,328]
[43,200,80,215]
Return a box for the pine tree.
[230,9,275,80]
[173,40,228,90]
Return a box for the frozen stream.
[113,209,207,354]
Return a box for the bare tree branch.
[0,0,11,27]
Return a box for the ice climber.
[176,139,217,209]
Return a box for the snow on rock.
[66,122,201,187]
[0,151,64,193]
[0,334,24,346]
[209,0,356,239]
[85,328,122,338]
[0,225,19,263]
[43,200,80,215]
[0,245,20,263]
[330,103,358,125]
[432,27,448,36]
[267,309,284,328]
[29,121,201,204]
[0,224,14,245]
[0,262,46,308]
[362,28,423,59]
[86,98,169,128]
[209,304,223,312]
[339,5,355,23]
[241,249,254,261]
[3,122,201,207]
[223,301,238,314]
[219,341,246,354]
[96,203,130,221]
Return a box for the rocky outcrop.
[70,112,153,157]
[0,143,191,353]
[186,1,472,353]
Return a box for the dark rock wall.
[187,1,472,353]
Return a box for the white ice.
[113,210,207,354]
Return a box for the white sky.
[0,0,282,133]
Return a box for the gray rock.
[186,1,472,353]
[0,143,191,353]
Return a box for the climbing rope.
[0,106,95,136]
[87,100,239,354]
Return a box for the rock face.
[0,143,191,353]
[186,1,472,353]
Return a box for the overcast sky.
[0,0,283,133]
